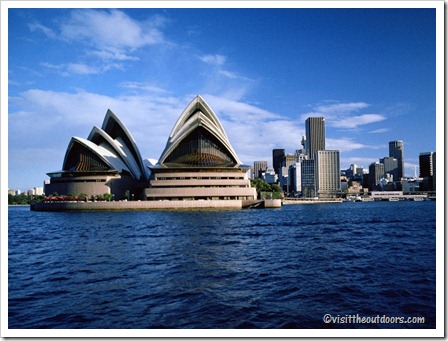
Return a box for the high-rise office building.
[301,159,315,198]
[314,150,341,198]
[253,161,268,179]
[288,163,302,196]
[419,152,434,177]
[272,149,285,175]
[380,156,398,182]
[433,152,436,191]
[279,154,297,192]
[419,152,435,191]
[305,117,325,159]
[368,162,385,190]
[389,140,404,179]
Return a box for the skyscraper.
[419,152,435,191]
[272,149,285,175]
[314,150,341,198]
[380,156,398,182]
[253,161,268,179]
[389,140,404,179]
[288,163,302,196]
[433,152,436,191]
[279,154,297,192]
[301,159,315,198]
[305,117,325,159]
[368,162,385,191]
[419,152,434,177]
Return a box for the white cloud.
[28,22,57,39]
[315,101,370,114]
[300,101,386,130]
[60,9,165,50]
[89,49,140,61]
[326,137,379,153]
[66,63,101,75]
[369,128,390,134]
[199,54,226,66]
[30,9,167,64]
[331,114,386,129]
[120,82,169,94]
[204,94,282,122]
[41,61,123,76]
[218,70,238,79]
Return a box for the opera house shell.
[145,96,256,202]
[45,109,149,200]
[44,96,257,206]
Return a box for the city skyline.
[4,2,442,191]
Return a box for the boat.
[388,197,400,202]
[282,198,343,205]
[362,197,374,202]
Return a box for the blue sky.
[6,4,440,191]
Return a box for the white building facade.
[315,150,341,198]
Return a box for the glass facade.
[64,142,111,172]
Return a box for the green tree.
[250,178,271,192]
[103,193,113,201]
[270,184,282,192]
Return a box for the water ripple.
[8,202,436,329]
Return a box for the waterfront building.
[380,156,398,182]
[346,180,364,195]
[279,154,297,192]
[305,117,325,160]
[301,159,315,198]
[253,161,268,179]
[314,150,341,198]
[34,186,44,195]
[419,152,434,177]
[144,96,256,201]
[345,164,364,181]
[389,140,404,179]
[419,152,435,191]
[288,162,302,196]
[44,109,149,199]
[402,178,422,193]
[272,149,285,175]
[368,162,385,191]
[263,168,278,185]
[43,95,256,205]
[433,152,436,191]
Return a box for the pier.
[31,199,282,211]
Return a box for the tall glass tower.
[389,140,404,179]
[305,117,325,159]
[272,149,285,175]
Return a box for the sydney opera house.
[43,96,258,208]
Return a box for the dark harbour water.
[8,201,436,329]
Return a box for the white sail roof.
[158,96,242,167]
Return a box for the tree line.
[8,194,45,205]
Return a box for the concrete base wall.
[264,199,282,208]
[31,200,244,211]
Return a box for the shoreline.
[30,199,282,211]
